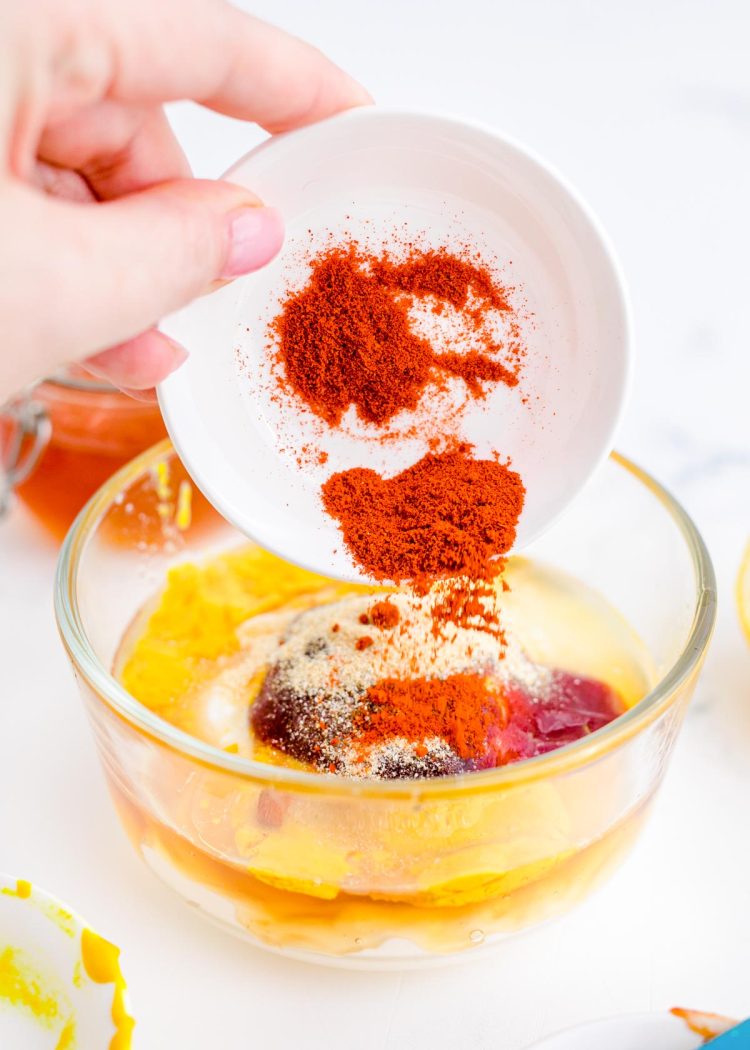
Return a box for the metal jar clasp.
[0,392,52,517]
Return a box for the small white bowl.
[0,875,133,1048]
[159,107,631,582]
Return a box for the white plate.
[527,1011,725,1049]
[159,107,631,582]
[0,874,133,1048]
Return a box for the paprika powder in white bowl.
[159,107,631,583]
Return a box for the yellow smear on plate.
[15,879,32,899]
[111,982,135,1050]
[81,930,135,1049]
[0,945,73,1039]
[1,879,134,1048]
[56,1018,76,1049]
[42,903,76,938]
[81,930,122,984]
[1,879,75,936]
[2,878,32,900]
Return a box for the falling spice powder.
[259,234,534,775]
[321,441,525,585]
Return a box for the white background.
[2,1,750,1047]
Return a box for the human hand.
[0,0,369,400]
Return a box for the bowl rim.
[55,441,717,798]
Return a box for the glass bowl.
[55,443,716,968]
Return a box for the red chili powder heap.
[355,674,505,762]
[321,442,525,585]
[273,243,519,426]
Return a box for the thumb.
[2,180,284,394]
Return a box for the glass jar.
[1,370,166,539]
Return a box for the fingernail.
[221,206,284,278]
[161,337,190,374]
[119,387,159,403]
[84,332,188,389]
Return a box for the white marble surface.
[2,1,750,1047]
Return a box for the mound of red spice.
[348,669,624,773]
[321,442,525,584]
[355,674,505,764]
[250,612,625,778]
[273,243,519,426]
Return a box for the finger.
[38,103,191,198]
[32,161,96,202]
[84,329,186,390]
[73,1,371,133]
[0,178,284,395]
[78,368,159,403]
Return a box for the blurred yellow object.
[737,541,750,643]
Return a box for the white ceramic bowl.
[159,107,631,581]
[0,875,133,1048]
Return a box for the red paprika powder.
[321,442,525,584]
[258,235,535,775]
[354,674,505,763]
[273,243,520,426]
[368,599,400,629]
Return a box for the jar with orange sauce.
[0,369,166,540]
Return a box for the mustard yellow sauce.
[0,880,134,1049]
[0,946,68,1029]
[119,544,369,717]
[81,930,134,1050]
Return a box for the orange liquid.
[108,773,650,960]
[13,381,167,540]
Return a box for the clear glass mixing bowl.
[55,444,716,968]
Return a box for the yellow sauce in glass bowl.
[108,543,654,958]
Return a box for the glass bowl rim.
[45,373,114,394]
[55,441,717,798]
